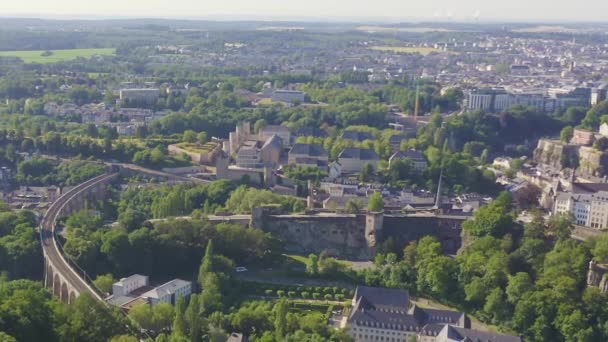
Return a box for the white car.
[235,266,248,272]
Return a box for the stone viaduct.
[41,171,119,303]
[40,162,212,304]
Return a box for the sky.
[1,0,607,22]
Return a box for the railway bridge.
[41,172,119,303]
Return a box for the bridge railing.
[41,172,118,301]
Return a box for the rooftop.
[141,279,191,299]
[342,130,376,142]
[260,125,291,133]
[442,325,522,342]
[572,182,608,194]
[339,147,379,161]
[115,274,148,286]
[289,143,328,157]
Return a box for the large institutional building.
[346,286,520,342]
[554,183,608,229]
[466,87,590,113]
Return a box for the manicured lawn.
[369,46,457,55]
[285,254,353,268]
[0,48,116,64]
[175,142,219,154]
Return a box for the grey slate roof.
[295,127,328,138]
[289,143,328,157]
[572,182,608,194]
[262,134,282,150]
[442,325,522,342]
[342,130,376,142]
[348,286,468,334]
[260,125,291,133]
[338,148,379,160]
[354,285,410,310]
[390,149,426,162]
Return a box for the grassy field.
[370,46,456,56]
[0,48,116,64]
[286,254,353,268]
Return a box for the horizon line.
[0,14,607,25]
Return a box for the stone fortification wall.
[251,207,467,260]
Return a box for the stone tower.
[215,152,229,179]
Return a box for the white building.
[271,89,306,104]
[119,88,160,106]
[347,286,469,342]
[554,183,608,229]
[600,123,608,138]
[141,279,192,306]
[112,274,149,297]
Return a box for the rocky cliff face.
[533,139,569,169]
[533,139,608,177]
[579,146,608,177]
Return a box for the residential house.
[554,182,608,229]
[342,130,376,142]
[389,134,410,152]
[288,144,329,167]
[259,125,292,146]
[295,127,328,138]
[389,150,427,173]
[338,148,379,173]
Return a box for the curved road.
[40,173,118,301]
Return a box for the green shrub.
[301,291,309,299]
[265,289,273,296]
[288,291,297,298]
[324,294,333,301]
[312,293,321,300]
[277,290,285,297]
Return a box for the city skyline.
[1,0,608,22]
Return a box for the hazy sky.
[1,0,607,21]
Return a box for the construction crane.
[414,84,420,122]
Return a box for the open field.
[512,25,585,33]
[0,48,116,63]
[358,26,455,33]
[369,46,456,55]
